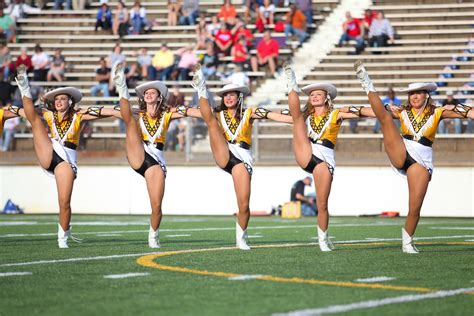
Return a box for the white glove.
[191,63,208,100]
[112,61,130,100]
[15,65,32,99]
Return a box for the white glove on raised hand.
[191,63,208,100]
[15,65,32,99]
[283,62,302,95]
[112,61,130,100]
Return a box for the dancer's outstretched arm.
[170,106,202,120]
[441,103,473,119]
[80,105,122,121]
[251,107,293,124]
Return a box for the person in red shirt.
[362,9,378,34]
[231,35,250,69]
[337,11,365,54]
[214,23,233,56]
[250,30,279,76]
[231,18,254,48]
[15,47,33,72]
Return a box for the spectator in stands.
[196,14,209,49]
[231,18,254,49]
[290,176,317,216]
[214,23,233,56]
[113,1,129,37]
[251,30,279,77]
[295,0,312,25]
[5,0,41,23]
[231,35,250,70]
[130,1,148,35]
[438,90,462,134]
[179,0,199,26]
[72,0,86,10]
[373,87,401,133]
[1,115,20,152]
[150,43,175,81]
[167,0,180,26]
[217,0,237,28]
[90,57,111,99]
[256,0,275,33]
[137,48,151,79]
[0,5,16,43]
[31,44,49,81]
[362,8,377,35]
[176,45,199,81]
[0,44,14,82]
[368,11,394,53]
[337,11,365,55]
[284,4,308,46]
[106,43,126,68]
[47,48,66,82]
[200,41,219,79]
[207,15,221,38]
[15,46,33,72]
[53,0,72,10]
[95,3,112,32]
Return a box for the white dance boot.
[236,223,251,250]
[57,224,70,249]
[112,61,130,100]
[354,60,376,95]
[148,226,161,249]
[191,63,208,99]
[317,226,333,252]
[283,62,302,95]
[402,228,419,254]
[15,65,32,99]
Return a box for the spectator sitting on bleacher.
[373,87,401,133]
[0,44,14,81]
[130,1,148,35]
[217,0,237,28]
[362,8,377,35]
[137,47,151,79]
[337,11,364,55]
[294,0,312,25]
[368,11,394,53]
[95,2,112,32]
[207,15,221,38]
[438,90,462,134]
[15,46,32,72]
[149,43,175,81]
[231,35,250,70]
[0,4,16,43]
[31,43,49,81]
[5,0,41,23]
[256,0,274,33]
[167,0,180,26]
[176,44,199,81]
[54,0,72,10]
[200,41,219,79]
[196,14,209,49]
[284,4,308,46]
[90,57,111,99]
[179,0,199,26]
[46,48,65,82]
[231,18,254,49]
[243,0,260,24]
[214,23,233,56]
[251,30,279,77]
[106,43,125,68]
[113,1,129,37]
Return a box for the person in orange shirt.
[217,0,237,27]
[284,4,308,46]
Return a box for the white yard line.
[355,277,396,283]
[228,275,264,281]
[429,227,474,230]
[273,287,474,316]
[104,272,150,279]
[0,272,32,277]
[164,234,191,238]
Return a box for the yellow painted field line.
[137,241,474,293]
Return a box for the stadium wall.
[0,166,472,217]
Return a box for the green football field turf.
[1,215,473,315]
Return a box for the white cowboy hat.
[135,81,169,100]
[44,87,82,104]
[399,82,437,93]
[302,83,337,100]
[216,84,250,97]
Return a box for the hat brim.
[216,85,250,97]
[399,82,437,93]
[44,87,82,104]
[135,81,169,100]
[301,83,337,100]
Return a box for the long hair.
[303,92,333,119]
[45,95,78,122]
[215,92,245,120]
[138,90,169,117]
[403,92,436,117]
